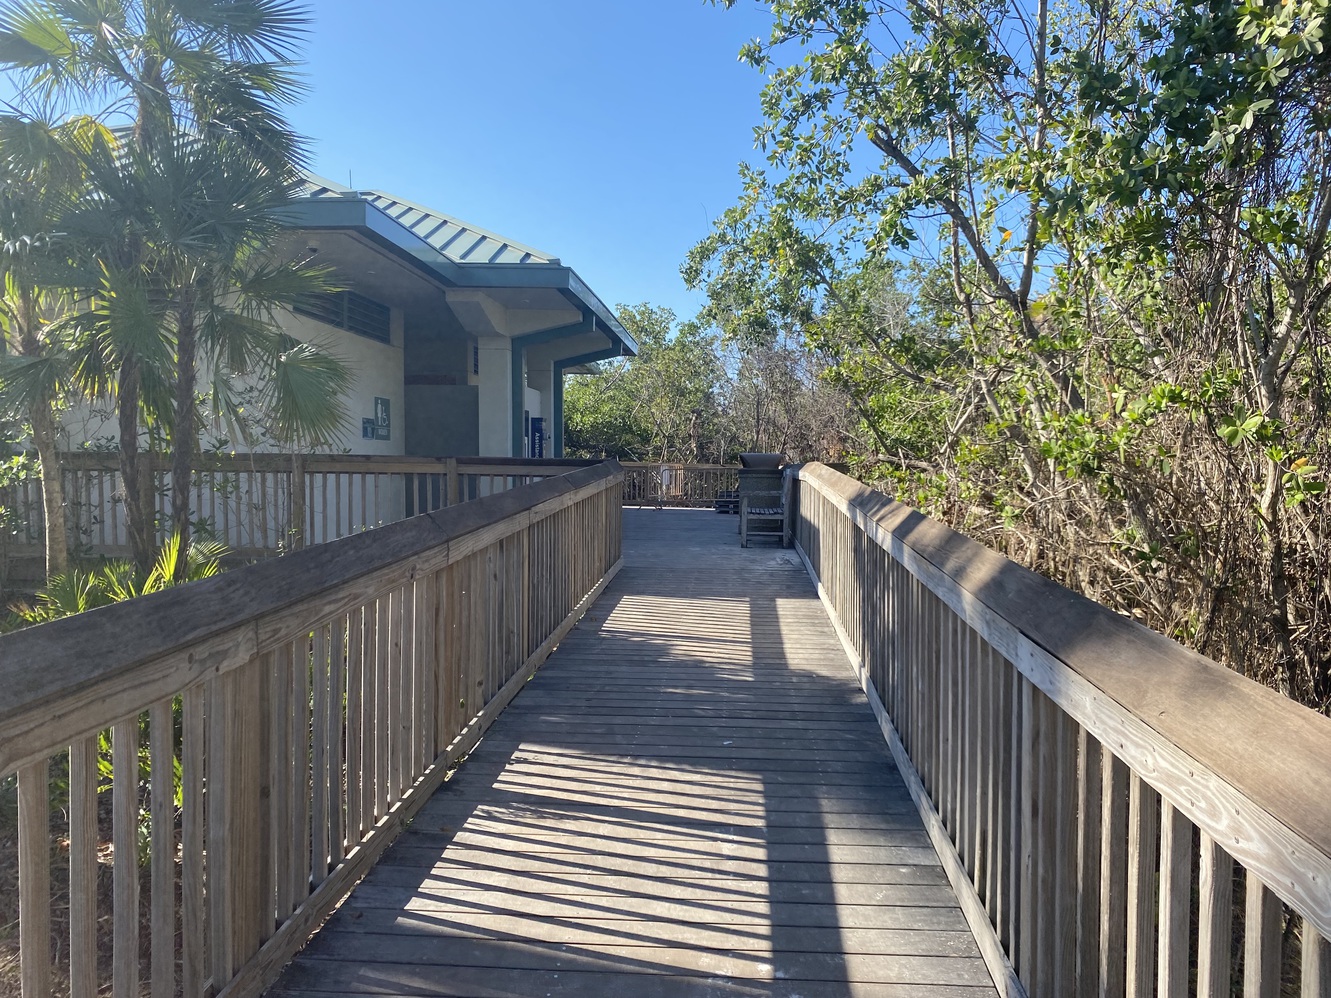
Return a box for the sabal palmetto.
[67,125,350,575]
[0,1,350,577]
[0,113,103,580]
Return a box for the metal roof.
[299,174,555,267]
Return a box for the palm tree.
[69,125,349,575]
[0,113,103,579]
[0,1,350,576]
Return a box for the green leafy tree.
[692,0,1331,706]
[565,304,727,462]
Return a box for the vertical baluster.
[334,468,343,539]
[97,470,107,547]
[113,718,140,998]
[376,592,391,818]
[1126,773,1159,998]
[1053,709,1078,997]
[311,624,330,884]
[422,571,439,763]
[347,606,365,844]
[361,601,379,834]
[181,686,206,997]
[260,470,271,549]
[989,647,1008,946]
[18,759,51,998]
[972,626,989,904]
[1006,662,1022,962]
[1156,802,1192,997]
[1018,677,1039,986]
[441,561,460,749]
[1036,696,1059,997]
[1076,729,1103,998]
[69,737,99,998]
[206,676,235,987]
[1099,752,1130,997]
[271,645,293,919]
[291,639,312,906]
[392,585,408,796]
[149,701,175,998]
[1245,875,1283,998]
[328,619,345,866]
[1197,833,1234,997]
[1304,928,1330,998]
[256,652,276,943]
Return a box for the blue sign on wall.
[369,396,390,440]
[531,417,545,458]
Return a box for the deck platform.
[269,508,998,998]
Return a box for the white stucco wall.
[58,309,405,457]
[283,311,404,456]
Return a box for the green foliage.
[0,0,350,577]
[694,0,1331,708]
[564,302,863,462]
[14,531,228,624]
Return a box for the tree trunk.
[118,357,155,577]
[171,295,197,582]
[15,292,69,580]
[29,402,68,580]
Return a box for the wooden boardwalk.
[269,508,998,998]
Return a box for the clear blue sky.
[289,2,776,324]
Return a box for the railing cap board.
[0,461,622,775]
[51,452,600,473]
[618,462,739,470]
[797,462,1331,867]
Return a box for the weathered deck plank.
[268,509,999,998]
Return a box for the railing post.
[445,457,460,507]
[290,454,307,550]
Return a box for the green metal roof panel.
[290,174,637,356]
[299,174,555,266]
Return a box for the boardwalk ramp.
[269,508,998,997]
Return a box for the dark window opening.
[294,290,392,344]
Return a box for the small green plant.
[9,533,229,864]
[13,532,228,624]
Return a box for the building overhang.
[279,196,637,358]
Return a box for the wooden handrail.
[790,462,1331,998]
[618,462,741,507]
[0,453,602,561]
[1,460,625,998]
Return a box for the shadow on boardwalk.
[268,509,997,998]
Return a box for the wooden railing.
[2,453,597,560]
[619,462,738,507]
[790,463,1331,998]
[0,461,624,998]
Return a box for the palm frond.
[260,336,351,446]
[92,262,174,368]
[0,351,67,416]
[172,0,310,62]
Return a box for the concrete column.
[553,372,564,457]
[476,335,513,457]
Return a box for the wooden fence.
[619,462,739,507]
[790,462,1331,998]
[2,453,598,560]
[0,461,624,998]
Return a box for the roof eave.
[282,197,637,357]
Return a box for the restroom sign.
[362,396,391,440]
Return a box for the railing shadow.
[268,508,982,997]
